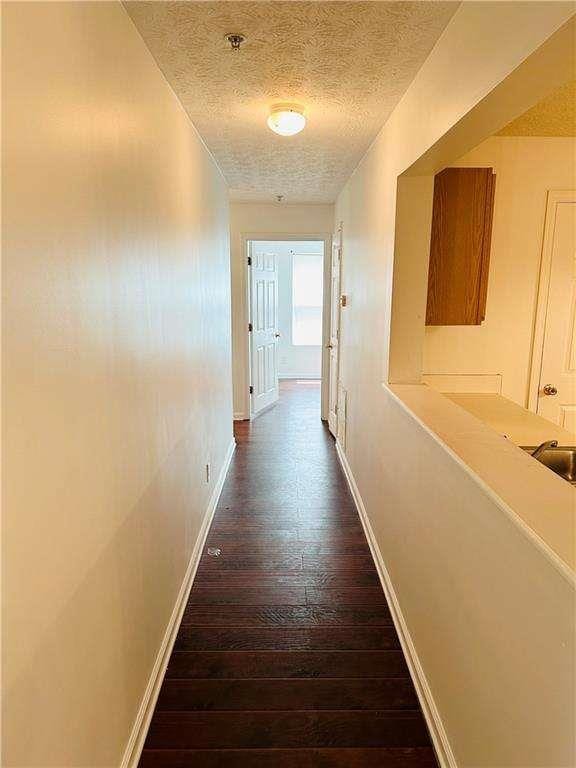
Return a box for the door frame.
[327,222,343,438]
[241,232,332,420]
[527,190,576,413]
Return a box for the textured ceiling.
[125,1,458,203]
[498,80,576,137]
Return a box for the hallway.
[140,381,435,767]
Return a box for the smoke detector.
[225,33,246,52]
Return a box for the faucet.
[531,440,558,460]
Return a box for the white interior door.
[249,243,279,417]
[537,195,576,432]
[327,232,342,437]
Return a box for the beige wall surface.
[2,2,233,766]
[335,4,576,767]
[229,202,334,416]
[423,136,576,407]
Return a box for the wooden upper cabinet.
[426,167,496,325]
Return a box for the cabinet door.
[426,167,495,325]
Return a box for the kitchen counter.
[445,393,575,446]
[390,384,575,574]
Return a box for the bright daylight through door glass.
[292,252,323,345]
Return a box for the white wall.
[423,136,576,407]
[230,203,334,416]
[334,4,575,767]
[2,3,233,766]
[253,241,323,379]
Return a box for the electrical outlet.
[205,462,210,484]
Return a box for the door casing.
[528,190,576,420]
[242,233,332,421]
[328,225,342,437]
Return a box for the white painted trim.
[241,233,332,421]
[233,412,248,421]
[278,375,322,380]
[328,223,343,437]
[120,437,236,768]
[527,190,576,412]
[321,227,338,422]
[249,398,279,420]
[335,440,457,768]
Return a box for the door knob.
[274,332,281,338]
[542,384,558,396]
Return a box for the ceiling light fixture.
[267,103,306,136]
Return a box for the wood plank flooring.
[139,381,436,767]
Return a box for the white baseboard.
[120,437,236,768]
[335,440,457,768]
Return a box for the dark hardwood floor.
[139,380,436,767]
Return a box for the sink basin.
[521,446,576,485]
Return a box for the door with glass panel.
[249,243,280,417]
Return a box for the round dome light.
[267,104,306,136]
